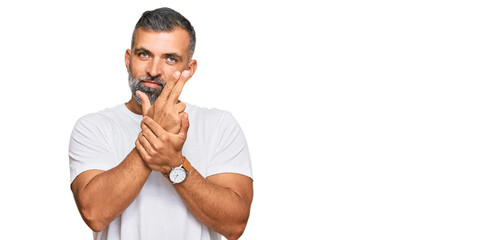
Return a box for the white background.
[1,0,502,239]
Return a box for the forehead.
[133,27,190,56]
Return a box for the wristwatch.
[163,157,192,184]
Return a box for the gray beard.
[128,69,166,106]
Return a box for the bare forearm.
[174,169,252,240]
[134,112,253,238]
[73,148,151,232]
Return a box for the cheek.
[163,67,183,82]
[165,65,187,78]
[130,60,147,75]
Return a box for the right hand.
[135,113,190,173]
[136,70,190,133]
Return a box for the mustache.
[138,75,166,87]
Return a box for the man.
[69,7,253,240]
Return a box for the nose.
[146,58,162,78]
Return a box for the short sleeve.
[68,115,117,184]
[206,112,253,179]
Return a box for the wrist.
[180,156,192,173]
[157,155,185,174]
[174,154,185,168]
[161,156,192,184]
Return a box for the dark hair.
[132,7,196,58]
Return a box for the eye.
[167,57,177,63]
[139,52,148,59]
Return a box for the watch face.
[169,168,187,184]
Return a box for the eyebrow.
[134,47,184,62]
[134,47,152,55]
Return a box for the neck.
[125,96,143,115]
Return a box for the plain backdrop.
[1,0,502,239]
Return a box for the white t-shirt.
[69,103,253,240]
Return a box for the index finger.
[142,116,166,136]
[158,71,181,102]
[167,70,190,104]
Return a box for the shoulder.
[184,103,243,140]
[185,103,237,127]
[73,105,125,131]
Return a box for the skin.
[71,27,253,240]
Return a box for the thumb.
[136,91,151,115]
[179,112,190,138]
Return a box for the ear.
[186,59,198,79]
[125,49,131,71]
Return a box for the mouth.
[140,81,162,88]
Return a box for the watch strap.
[181,156,192,173]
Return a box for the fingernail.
[182,70,190,77]
[174,71,181,78]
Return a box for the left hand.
[135,112,190,173]
[136,71,189,133]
